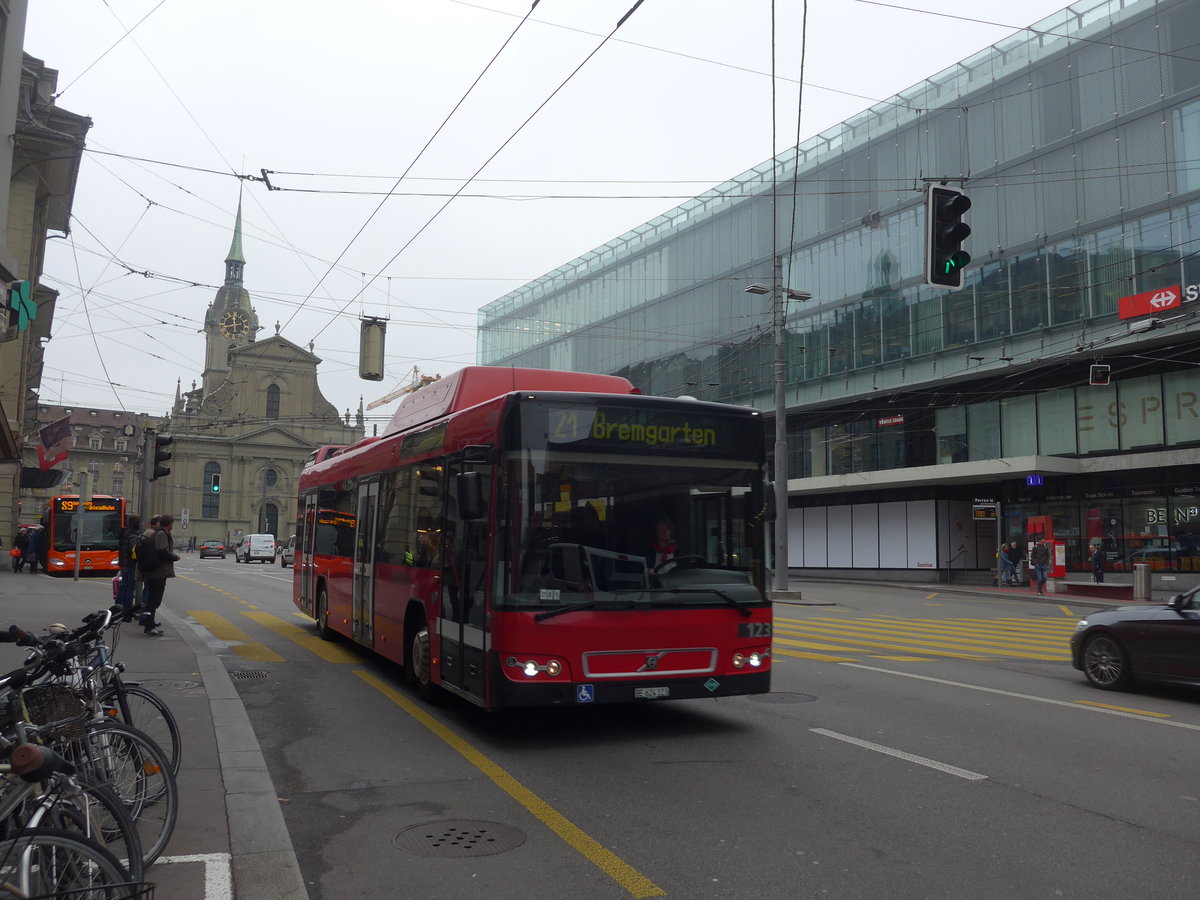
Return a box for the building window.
[263,468,278,488]
[115,439,127,452]
[266,384,280,420]
[203,462,221,518]
[88,436,102,450]
[112,478,124,497]
[88,459,101,476]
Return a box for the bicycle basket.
[20,684,88,741]
[26,883,155,900]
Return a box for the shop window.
[1172,494,1200,573]
[1122,496,1174,571]
[935,406,967,464]
[1001,394,1037,457]
[1076,383,1119,454]
[1038,391,1077,456]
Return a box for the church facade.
[151,204,363,547]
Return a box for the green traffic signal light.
[925,185,971,289]
[211,474,221,493]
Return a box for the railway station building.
[477,0,1200,588]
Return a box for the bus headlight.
[732,650,770,669]
[50,559,66,568]
[506,656,566,679]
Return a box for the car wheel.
[1082,632,1132,690]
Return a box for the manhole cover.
[229,670,269,679]
[748,692,817,704]
[136,679,201,690]
[393,820,526,858]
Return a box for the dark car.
[198,540,226,560]
[1070,586,1200,690]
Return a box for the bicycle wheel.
[64,723,177,867]
[96,685,181,777]
[13,778,145,884]
[0,826,132,897]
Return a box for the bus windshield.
[49,501,123,552]
[498,401,768,611]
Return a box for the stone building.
[156,205,363,546]
[0,37,91,545]
[24,405,163,521]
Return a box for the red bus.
[39,494,126,576]
[294,366,773,709]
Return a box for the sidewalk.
[0,566,306,900]
[780,572,1166,609]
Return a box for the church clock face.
[219,310,250,339]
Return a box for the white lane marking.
[810,728,987,781]
[157,852,233,899]
[841,662,1200,731]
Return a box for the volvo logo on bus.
[640,652,664,671]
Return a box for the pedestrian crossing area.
[774,614,1078,664]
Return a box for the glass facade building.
[477,0,1200,583]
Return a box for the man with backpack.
[137,514,179,636]
[116,515,142,610]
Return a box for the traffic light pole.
[772,255,789,594]
[139,428,154,523]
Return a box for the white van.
[236,533,276,564]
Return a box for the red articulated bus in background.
[39,494,125,576]
[294,366,773,710]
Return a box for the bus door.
[299,495,318,617]
[437,454,489,701]
[352,480,380,645]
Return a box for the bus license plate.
[634,686,669,700]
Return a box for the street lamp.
[746,268,811,593]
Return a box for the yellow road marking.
[187,610,285,662]
[356,671,665,898]
[242,611,360,663]
[776,625,1056,660]
[775,648,855,662]
[1075,700,1171,719]
[872,656,928,661]
[1059,605,1075,616]
[926,593,939,599]
[177,575,238,599]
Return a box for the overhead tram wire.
[304,0,649,349]
[280,0,545,335]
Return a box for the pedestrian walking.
[1089,541,1104,584]
[1000,542,1016,585]
[139,514,180,635]
[11,529,27,572]
[24,526,41,574]
[1006,541,1024,585]
[1030,538,1051,595]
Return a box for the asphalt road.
[171,558,1200,899]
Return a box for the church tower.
[202,201,259,395]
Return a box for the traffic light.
[211,473,221,493]
[1089,364,1111,386]
[925,184,971,289]
[151,434,173,481]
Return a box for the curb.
[163,607,309,900]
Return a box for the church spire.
[224,195,245,286]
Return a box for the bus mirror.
[457,471,485,521]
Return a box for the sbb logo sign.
[1119,285,1184,319]
[1119,285,1181,318]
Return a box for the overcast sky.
[24,0,1075,426]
